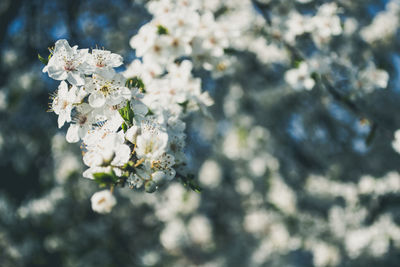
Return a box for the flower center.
[64,60,76,71]
[100,85,111,96]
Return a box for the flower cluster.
[280,2,390,93]
[42,37,211,213]
[41,0,243,214]
[283,3,342,46]
[128,0,233,75]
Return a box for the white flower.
[130,24,158,57]
[128,172,145,189]
[51,81,78,128]
[83,131,130,169]
[87,49,123,77]
[90,190,116,214]
[284,62,315,90]
[284,12,312,43]
[310,3,342,44]
[196,12,229,58]
[142,37,171,66]
[90,49,123,68]
[86,73,131,108]
[162,34,192,60]
[163,9,200,38]
[360,6,399,44]
[136,123,169,160]
[123,59,163,85]
[66,103,95,143]
[147,0,173,16]
[166,121,186,164]
[356,64,389,93]
[150,153,176,180]
[43,39,91,86]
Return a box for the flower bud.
[145,180,157,193]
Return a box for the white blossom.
[284,62,315,90]
[51,81,78,128]
[43,39,91,86]
[90,190,116,214]
[86,73,131,108]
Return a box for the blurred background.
[2,0,400,266]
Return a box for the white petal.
[152,171,166,184]
[67,72,85,86]
[57,114,66,128]
[47,65,68,81]
[66,124,80,143]
[88,92,106,108]
[112,144,131,166]
[120,87,132,99]
[125,126,139,144]
[109,53,123,67]
[134,103,148,116]
[58,81,69,97]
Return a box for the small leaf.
[294,60,302,68]
[38,54,49,65]
[178,100,189,113]
[93,170,119,187]
[126,77,145,92]
[121,122,128,133]
[146,108,154,116]
[118,101,135,124]
[178,173,202,193]
[157,25,169,35]
[188,180,202,193]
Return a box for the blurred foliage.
[1,0,400,267]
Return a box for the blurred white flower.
[90,190,116,214]
[199,160,222,188]
[268,176,297,214]
[285,62,315,91]
[360,1,400,44]
[160,219,187,250]
[392,129,400,153]
[188,215,213,245]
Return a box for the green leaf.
[116,176,128,187]
[118,101,135,124]
[311,72,319,81]
[146,108,154,116]
[294,60,302,68]
[188,182,202,193]
[125,77,146,92]
[178,100,189,113]
[93,170,119,187]
[179,174,202,193]
[157,25,169,35]
[121,122,128,133]
[38,54,49,65]
[223,48,236,54]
